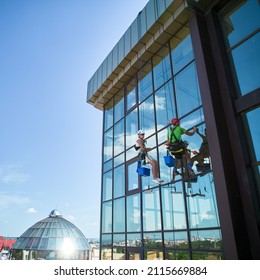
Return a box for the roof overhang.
[87,0,216,110]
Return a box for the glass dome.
[11,210,91,260]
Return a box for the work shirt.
[168,126,186,142]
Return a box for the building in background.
[11,209,91,260]
[0,236,16,260]
[86,0,260,260]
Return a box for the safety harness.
[168,126,186,159]
[134,138,147,162]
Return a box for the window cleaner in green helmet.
[135,130,164,184]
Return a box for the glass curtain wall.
[101,26,223,260]
[219,0,260,233]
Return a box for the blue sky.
[0,0,148,238]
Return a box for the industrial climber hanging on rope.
[165,118,197,182]
[135,130,164,184]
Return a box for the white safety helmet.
[137,130,145,135]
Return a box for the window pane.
[114,153,124,168]
[126,79,136,111]
[113,198,125,232]
[114,89,124,123]
[155,81,175,132]
[113,248,125,260]
[139,95,155,137]
[222,0,260,48]
[114,164,125,198]
[179,108,204,133]
[103,159,112,173]
[138,62,153,103]
[153,45,171,90]
[127,161,139,192]
[192,251,224,260]
[142,188,161,231]
[114,119,124,156]
[164,231,188,249]
[126,147,137,162]
[102,201,112,233]
[39,238,49,250]
[103,128,113,162]
[165,250,189,260]
[125,108,138,149]
[171,34,194,73]
[101,248,112,260]
[101,234,112,246]
[141,171,152,191]
[190,229,223,251]
[47,238,56,250]
[31,238,41,249]
[104,99,113,130]
[158,142,173,183]
[143,232,162,247]
[127,233,142,247]
[42,228,50,237]
[144,249,163,260]
[174,62,202,117]
[127,194,141,232]
[103,171,112,201]
[220,0,260,96]
[230,33,260,95]
[24,238,34,249]
[161,181,187,230]
[186,172,220,229]
[113,234,125,246]
[144,134,157,149]
[157,127,168,146]
[245,108,260,162]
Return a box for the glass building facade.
[87,0,260,260]
[11,210,91,260]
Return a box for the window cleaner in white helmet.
[135,130,164,184]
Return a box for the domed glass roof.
[12,210,90,253]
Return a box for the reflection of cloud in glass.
[133,212,140,221]
[154,96,166,110]
[140,99,156,112]
[200,213,215,220]
[105,128,159,158]
[103,146,112,159]
[181,116,202,128]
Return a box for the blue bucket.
[137,167,150,177]
[136,161,150,176]
[164,155,175,167]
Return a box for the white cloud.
[0,163,31,184]
[26,207,37,214]
[0,192,30,209]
